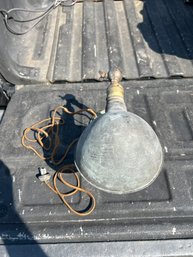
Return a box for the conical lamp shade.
[75,70,163,194]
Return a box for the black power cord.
[0,0,78,35]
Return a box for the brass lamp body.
[75,70,163,194]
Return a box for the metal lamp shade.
[75,70,163,194]
[75,110,163,194]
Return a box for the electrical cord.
[0,0,78,35]
[22,105,97,216]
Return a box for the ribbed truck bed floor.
[7,0,193,83]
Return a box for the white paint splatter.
[164,146,168,153]
[94,44,97,57]
[153,120,157,126]
[148,202,151,206]
[176,90,179,94]
[17,232,27,240]
[172,227,176,235]
[173,207,176,212]
[80,226,83,235]
[34,233,74,240]
[12,176,15,183]
[18,189,22,203]
[137,90,140,95]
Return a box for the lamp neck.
[106,82,127,112]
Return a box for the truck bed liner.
[1,0,193,83]
[1,79,193,243]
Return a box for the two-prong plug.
[38,167,51,182]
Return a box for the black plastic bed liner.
[1,78,193,244]
[1,0,193,84]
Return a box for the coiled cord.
[22,105,97,216]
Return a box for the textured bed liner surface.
[2,0,193,83]
[1,79,193,243]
